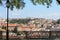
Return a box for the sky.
[0,0,60,20]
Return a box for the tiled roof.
[2,23,17,27]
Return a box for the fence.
[23,31,60,39]
[0,31,60,40]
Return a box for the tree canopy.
[0,0,60,10]
[31,0,52,8]
[9,19,30,24]
[0,0,25,10]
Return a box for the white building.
[0,18,5,28]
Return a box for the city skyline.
[0,0,60,20]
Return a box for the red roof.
[3,23,17,27]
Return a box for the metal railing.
[0,31,60,40]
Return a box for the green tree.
[0,0,60,9]
[31,0,60,8]
[31,0,52,8]
[9,19,30,24]
[0,0,25,10]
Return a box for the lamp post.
[6,0,10,40]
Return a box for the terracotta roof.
[18,24,35,28]
[3,23,18,27]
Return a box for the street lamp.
[6,0,10,40]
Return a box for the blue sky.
[0,0,60,20]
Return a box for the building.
[17,24,36,31]
[2,23,18,31]
[0,18,5,28]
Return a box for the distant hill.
[8,18,31,24]
[5,18,60,25]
